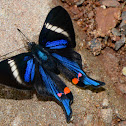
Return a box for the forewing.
[0,53,35,90]
[39,6,76,48]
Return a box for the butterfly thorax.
[29,42,58,72]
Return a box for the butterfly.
[0,6,105,123]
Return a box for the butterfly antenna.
[17,28,31,43]
[0,29,30,60]
[0,46,25,60]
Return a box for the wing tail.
[82,76,105,87]
[34,65,73,122]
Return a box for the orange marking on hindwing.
[64,87,70,95]
[72,78,78,84]
[72,73,82,85]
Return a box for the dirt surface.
[0,0,126,126]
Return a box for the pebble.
[112,28,121,36]
[121,25,126,35]
[120,11,126,28]
[114,36,126,51]
[122,67,126,76]
[75,0,85,6]
[102,98,109,108]
[101,108,113,125]
[87,38,102,56]
[121,11,126,20]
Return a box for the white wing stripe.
[45,23,69,37]
[8,59,23,84]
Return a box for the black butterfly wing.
[52,53,105,88]
[39,6,76,49]
[34,65,73,122]
[0,53,35,90]
[0,51,73,122]
[38,6,105,88]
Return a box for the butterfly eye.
[28,42,36,49]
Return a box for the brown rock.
[101,0,120,7]
[87,38,102,56]
[96,7,121,37]
[114,36,126,51]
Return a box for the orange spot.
[64,87,70,95]
[57,93,62,97]
[72,78,79,85]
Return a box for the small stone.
[112,28,121,36]
[75,0,85,6]
[101,0,120,7]
[101,108,113,125]
[87,38,102,56]
[77,19,84,27]
[121,25,126,35]
[120,11,126,28]
[122,67,126,76]
[121,11,126,20]
[114,36,126,50]
[102,98,109,108]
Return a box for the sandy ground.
[0,0,126,126]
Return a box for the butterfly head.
[27,42,36,50]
